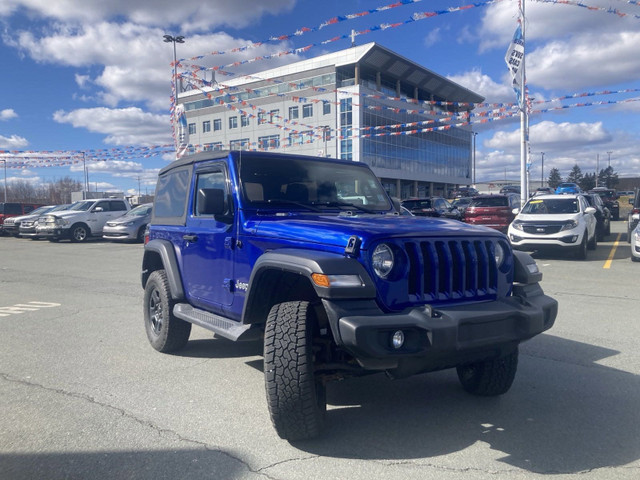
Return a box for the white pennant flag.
[505,25,524,102]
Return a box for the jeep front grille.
[403,239,498,302]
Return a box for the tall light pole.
[595,153,599,187]
[163,34,185,100]
[472,132,478,186]
[540,152,545,187]
[607,150,612,168]
[2,158,7,202]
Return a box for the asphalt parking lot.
[1,222,639,480]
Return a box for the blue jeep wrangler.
[142,150,558,440]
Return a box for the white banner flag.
[505,25,524,100]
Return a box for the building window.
[188,123,196,135]
[241,114,250,127]
[289,106,299,120]
[323,102,331,115]
[229,116,238,129]
[202,120,211,133]
[230,138,249,150]
[302,104,313,118]
[340,98,352,161]
[269,109,279,123]
[258,112,267,125]
[258,135,280,149]
[213,118,222,131]
[288,131,314,146]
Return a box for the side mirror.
[584,207,596,215]
[630,198,634,205]
[512,208,520,215]
[93,206,104,213]
[197,188,226,216]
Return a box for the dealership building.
[177,42,483,199]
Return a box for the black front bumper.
[324,283,557,373]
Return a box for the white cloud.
[447,68,515,104]
[7,23,298,111]
[423,28,442,48]
[0,0,296,30]
[0,109,18,120]
[485,120,612,153]
[53,107,170,145]
[0,134,28,149]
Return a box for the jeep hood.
[247,213,501,250]
[515,213,580,223]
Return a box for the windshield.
[126,204,152,216]
[470,197,509,208]
[49,204,71,212]
[521,198,580,215]
[27,206,53,216]
[64,201,94,211]
[239,155,392,212]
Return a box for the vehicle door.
[181,163,235,310]
[88,200,122,233]
[580,196,596,238]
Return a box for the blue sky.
[1,0,639,194]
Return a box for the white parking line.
[0,301,61,317]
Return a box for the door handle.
[183,234,198,242]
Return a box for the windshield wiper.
[314,201,377,214]
[263,199,322,212]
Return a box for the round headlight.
[494,242,505,267]
[372,243,394,278]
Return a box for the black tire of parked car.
[143,270,192,353]
[136,225,146,243]
[264,301,326,441]
[575,233,588,260]
[456,348,519,396]
[70,223,90,243]
[587,230,597,250]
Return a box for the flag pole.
[519,0,528,204]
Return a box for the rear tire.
[264,301,326,441]
[587,230,597,250]
[457,348,519,396]
[144,270,191,352]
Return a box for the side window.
[110,201,127,211]
[154,168,191,220]
[24,205,36,214]
[195,169,230,217]
[95,201,110,212]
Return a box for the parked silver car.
[631,221,640,262]
[102,203,152,242]
[19,204,71,238]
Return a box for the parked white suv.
[508,194,597,260]
[36,198,131,242]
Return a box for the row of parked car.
[400,187,639,262]
[0,199,152,243]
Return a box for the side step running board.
[173,303,262,342]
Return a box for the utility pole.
[540,152,545,187]
[472,132,478,186]
[1,158,7,202]
[607,151,612,168]
[595,153,599,187]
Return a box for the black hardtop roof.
[158,150,373,176]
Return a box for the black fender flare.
[141,239,185,300]
[242,248,377,324]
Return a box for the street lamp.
[1,158,7,202]
[163,34,185,98]
[472,132,478,186]
[540,152,545,187]
[607,150,612,168]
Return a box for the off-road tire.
[574,234,588,260]
[264,301,326,441]
[70,223,90,243]
[457,348,519,396]
[144,269,191,352]
[587,230,597,250]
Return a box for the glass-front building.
[177,43,483,199]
